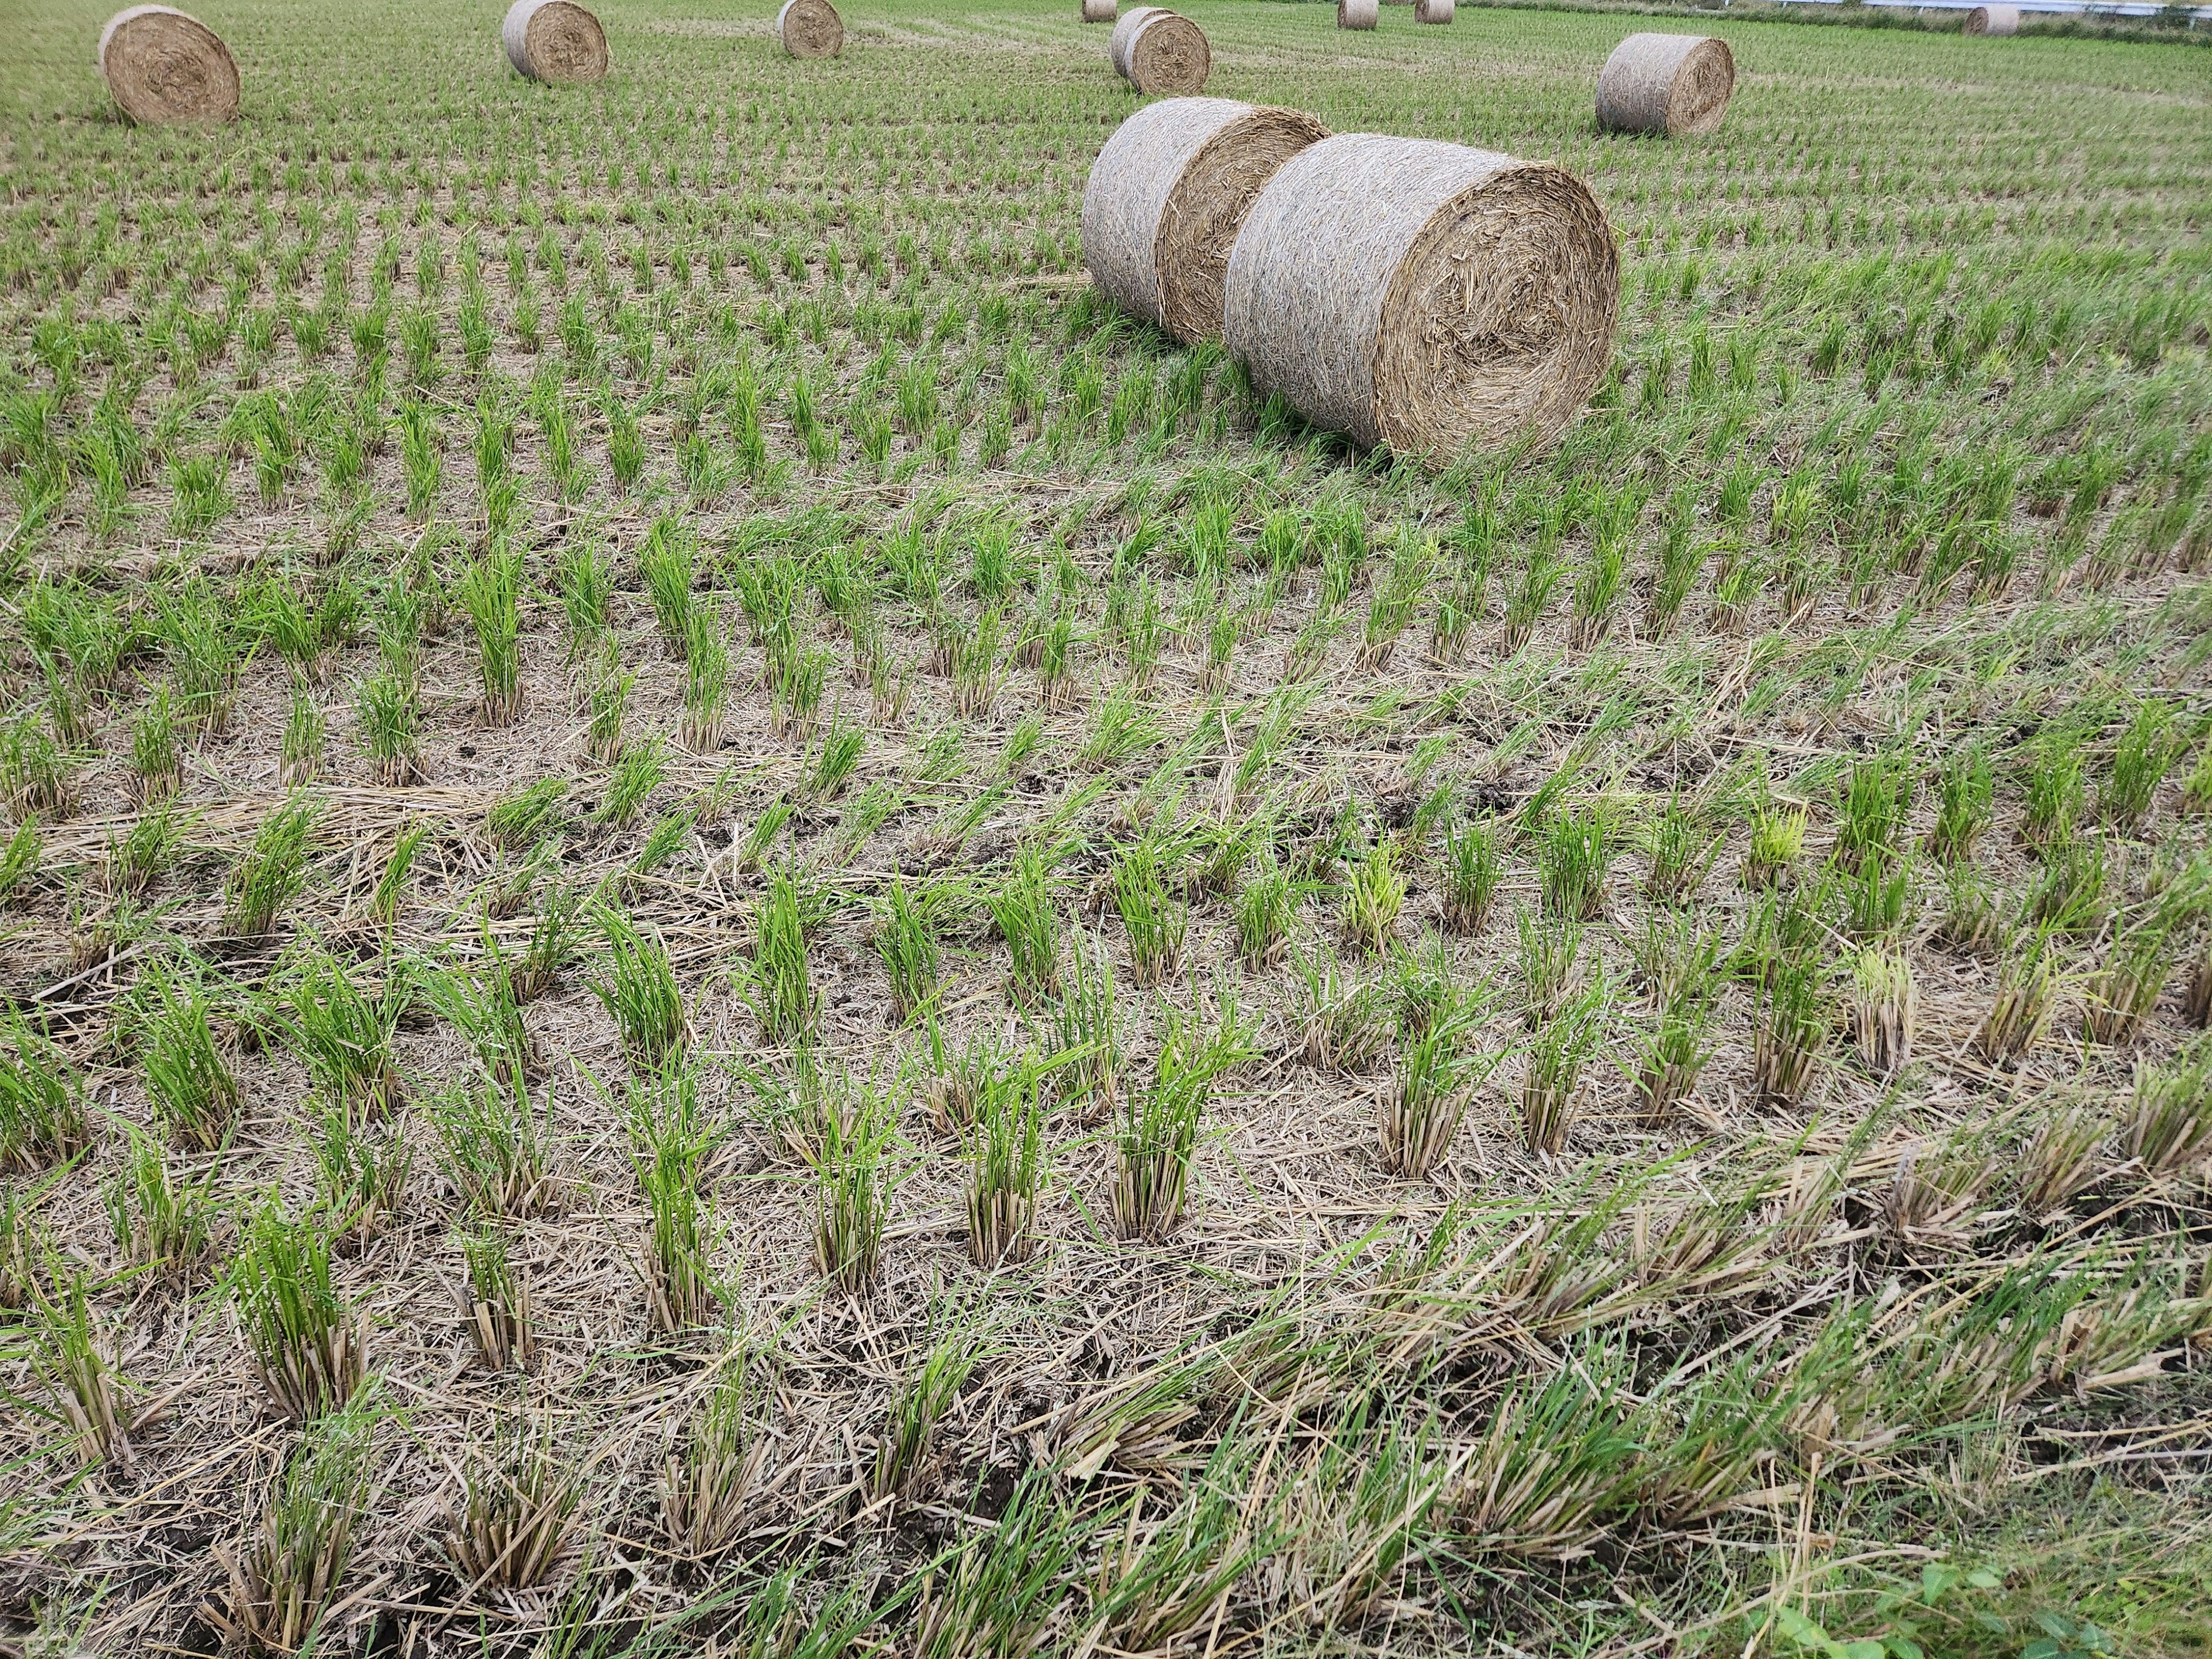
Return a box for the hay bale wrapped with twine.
[778,0,844,57]
[97,6,239,124]
[1338,0,1378,28]
[1109,7,1211,96]
[1594,33,1734,138]
[1416,0,1455,22]
[1084,99,1329,346]
[502,0,608,84]
[1964,5,2020,34]
[1224,134,1619,465]
[1082,0,1118,22]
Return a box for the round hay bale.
[1082,0,1118,21]
[1223,134,1619,464]
[1338,0,1378,27]
[1594,33,1734,138]
[1964,4,2020,33]
[778,0,844,56]
[97,6,239,124]
[1415,0,1454,21]
[1109,6,1210,96]
[501,0,608,84]
[1084,99,1330,346]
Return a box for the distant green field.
[3,2,2211,1655]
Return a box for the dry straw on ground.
[1416,0,1455,22]
[97,6,239,124]
[1082,0,1118,21]
[1108,6,1210,96]
[1083,99,1328,346]
[1965,4,2021,33]
[1595,32,1736,138]
[501,0,609,84]
[778,0,845,58]
[1224,132,1619,464]
[1338,0,1379,27]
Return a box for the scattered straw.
[97,6,239,124]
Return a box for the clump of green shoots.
[662,1349,764,1561]
[460,546,524,727]
[1634,927,1722,1127]
[1929,745,1993,865]
[24,1265,137,1467]
[1974,924,2064,1066]
[2123,1039,2211,1178]
[313,1104,413,1243]
[1115,1001,1252,1240]
[2100,700,2177,832]
[429,1071,555,1218]
[1540,806,1613,922]
[629,1064,724,1335]
[223,793,317,939]
[1339,838,1405,956]
[1113,837,1186,987]
[445,1414,581,1591]
[107,1127,218,1279]
[1752,952,1827,1108]
[1851,946,1917,1077]
[1644,794,1720,906]
[0,1008,91,1173]
[226,1203,364,1421]
[1442,820,1502,934]
[747,866,819,1046]
[967,1057,1047,1266]
[814,1075,899,1295]
[1742,803,1806,890]
[594,905,688,1067]
[1382,977,1501,1179]
[1520,976,1609,1154]
[281,948,406,1120]
[139,957,238,1153]
[213,1390,378,1656]
[988,847,1061,1005]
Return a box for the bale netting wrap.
[1594,33,1734,138]
[97,6,239,124]
[1416,0,1455,22]
[1083,99,1329,346]
[778,0,844,57]
[1338,0,1378,28]
[1109,6,1210,95]
[1223,134,1619,464]
[1082,0,1118,21]
[1965,5,2020,33]
[502,0,608,84]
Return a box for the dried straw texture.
[1416,0,1455,21]
[778,0,845,58]
[1338,0,1378,27]
[1082,0,1118,20]
[1965,5,2020,33]
[1084,99,1328,346]
[1224,134,1619,464]
[501,0,608,85]
[1109,7,1211,96]
[1595,33,1735,138]
[97,6,238,125]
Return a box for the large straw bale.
[1416,0,1455,21]
[98,6,239,124]
[1338,0,1378,26]
[502,0,609,84]
[778,0,844,57]
[1082,0,1118,21]
[1594,33,1734,138]
[1109,6,1210,96]
[1964,5,2020,33]
[1084,99,1328,346]
[1223,134,1618,464]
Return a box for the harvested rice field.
[3,0,2211,1653]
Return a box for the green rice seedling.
[354,671,422,786]
[583,642,632,767]
[1930,745,1993,864]
[805,709,865,803]
[1632,946,1721,1130]
[0,715,70,820]
[1355,533,1433,673]
[1115,1002,1252,1240]
[446,1414,582,1591]
[1742,803,1806,889]
[769,643,830,742]
[430,1069,555,1218]
[167,452,232,537]
[0,819,38,904]
[2122,1039,2210,1177]
[1382,983,1502,1180]
[224,793,317,938]
[400,397,441,519]
[22,1266,135,1467]
[211,1389,377,1656]
[2026,831,2107,932]
[1540,806,1612,921]
[1050,937,1122,1115]
[988,847,1060,1005]
[952,607,1002,719]
[511,883,584,1005]
[746,867,818,1046]
[281,946,407,1120]
[640,515,696,650]
[2022,733,2086,846]
[2018,1102,2112,1214]
[280,683,323,786]
[873,1318,987,1501]
[1851,946,1918,1076]
[139,958,237,1153]
[681,601,730,754]
[2084,891,2188,1047]
[1090,1431,1281,1649]
[593,737,664,831]
[159,578,244,731]
[1516,906,1584,1031]
[1570,504,1634,652]
[1520,975,1608,1154]
[103,796,185,897]
[1972,924,2063,1067]
[662,1349,766,1562]
[594,906,688,1067]
[731,796,794,877]
[1079,687,1157,772]
[2183,744,2212,817]
[873,874,941,1022]
[1499,539,1565,656]
[2101,700,2177,832]
[557,536,611,660]
[1842,843,1915,941]
[130,684,180,804]
[313,1103,412,1242]
[626,806,695,895]
[1644,794,1720,906]
[425,944,540,1087]
[106,1126,217,1280]
[1836,753,1914,870]
[487,778,567,854]
[1339,839,1405,956]
[1113,838,1186,987]
[460,547,524,726]
[0,1007,90,1173]
[1233,858,1296,972]
[629,1065,725,1335]
[227,1202,364,1421]
[814,1078,898,1295]
[1289,941,1387,1071]
[1641,497,1703,642]
[1441,820,1503,935]
[1752,952,1826,1107]
[967,1058,1047,1265]
[1454,1353,1639,1556]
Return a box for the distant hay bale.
[1082,0,1118,21]
[778,0,845,57]
[1964,5,2020,33]
[1416,0,1455,21]
[1224,134,1619,465]
[1084,99,1329,345]
[97,6,239,124]
[1109,6,1211,96]
[1338,0,1378,27]
[501,0,609,84]
[1595,33,1734,138]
